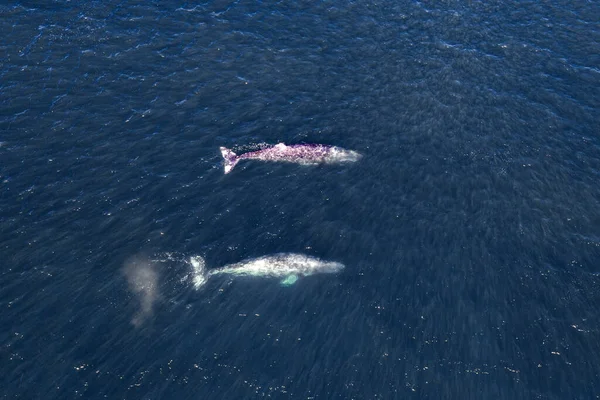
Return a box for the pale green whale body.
[190,253,344,289]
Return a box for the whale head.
[317,260,345,274]
[326,147,362,163]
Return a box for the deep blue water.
[2,0,600,398]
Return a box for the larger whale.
[219,143,361,174]
[190,253,344,289]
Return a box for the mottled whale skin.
[190,253,344,288]
[220,143,361,174]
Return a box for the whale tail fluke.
[190,256,209,289]
[220,147,239,174]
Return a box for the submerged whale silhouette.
[220,143,361,174]
[190,253,344,288]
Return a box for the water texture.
[1,0,600,398]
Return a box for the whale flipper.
[280,274,298,286]
[220,147,239,174]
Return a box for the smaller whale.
[220,143,361,174]
[190,253,344,289]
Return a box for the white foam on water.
[190,256,208,289]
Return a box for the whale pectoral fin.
[280,274,298,286]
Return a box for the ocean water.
[1,0,600,398]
